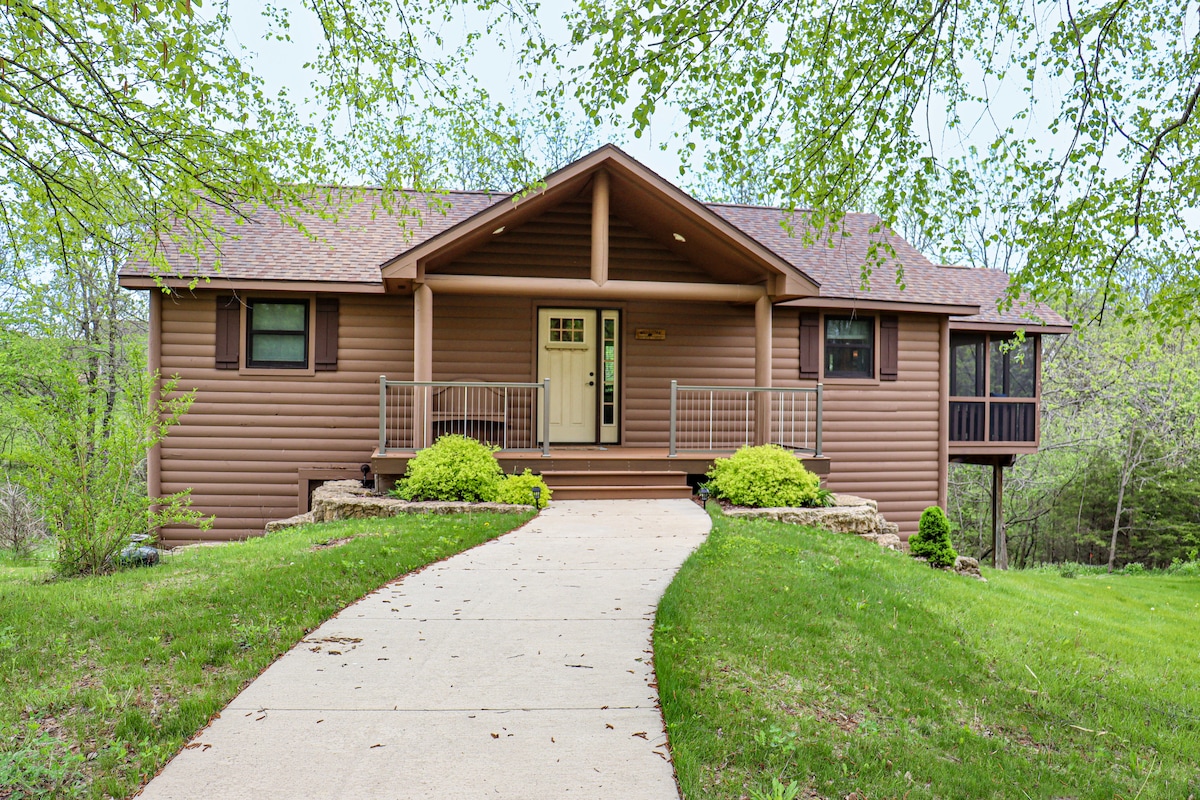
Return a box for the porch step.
[540,470,694,501]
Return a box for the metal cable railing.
[669,381,823,456]
[378,378,550,455]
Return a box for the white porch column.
[754,293,773,445]
[590,170,609,285]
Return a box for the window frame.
[823,315,876,380]
[245,298,311,370]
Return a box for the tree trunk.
[1107,428,1137,572]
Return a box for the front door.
[538,309,597,443]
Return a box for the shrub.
[705,444,822,508]
[1123,561,1147,575]
[910,506,958,568]
[10,368,208,577]
[494,470,552,508]
[392,435,503,502]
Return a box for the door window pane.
[549,317,586,343]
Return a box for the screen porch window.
[990,338,1035,397]
[247,300,309,368]
[824,317,874,378]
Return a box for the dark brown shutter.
[799,312,820,380]
[215,295,240,370]
[315,297,339,371]
[880,314,899,381]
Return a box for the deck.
[371,446,831,498]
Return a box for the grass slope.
[0,511,530,799]
[656,510,1200,799]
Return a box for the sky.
[225,1,690,184]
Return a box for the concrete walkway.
[138,499,711,799]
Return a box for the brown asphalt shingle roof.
[123,188,1067,329]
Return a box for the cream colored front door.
[538,309,597,443]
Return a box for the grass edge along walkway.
[0,511,532,799]
[654,508,1200,800]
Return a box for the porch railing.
[949,399,1037,443]
[669,381,823,457]
[378,378,550,455]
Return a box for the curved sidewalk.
[137,499,711,799]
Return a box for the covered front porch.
[371,378,828,499]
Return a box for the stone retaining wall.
[264,480,529,532]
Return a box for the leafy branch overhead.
[0,0,529,272]
[557,0,1200,324]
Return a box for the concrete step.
[540,470,689,488]
[548,485,696,501]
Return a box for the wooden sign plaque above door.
[635,328,666,340]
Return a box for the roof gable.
[380,145,820,295]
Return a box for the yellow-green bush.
[392,435,503,502]
[705,444,822,508]
[494,470,552,508]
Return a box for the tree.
[0,0,530,272]
[556,0,1200,324]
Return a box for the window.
[949,333,986,397]
[247,300,309,368]
[989,337,1035,398]
[548,316,586,343]
[824,317,874,378]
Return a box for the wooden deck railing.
[669,382,823,457]
[378,378,550,455]
[949,399,1037,443]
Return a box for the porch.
[371,378,829,499]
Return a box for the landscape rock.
[273,480,529,529]
[954,555,986,582]
[725,501,894,537]
[265,511,315,533]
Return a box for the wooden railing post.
[541,378,551,457]
[669,380,678,457]
[814,384,823,457]
[378,376,387,454]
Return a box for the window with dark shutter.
[315,298,339,371]
[215,295,240,370]
[246,300,309,368]
[799,313,819,379]
[880,315,899,381]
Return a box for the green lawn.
[656,508,1200,799]
[0,511,530,799]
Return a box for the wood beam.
[413,283,433,382]
[148,289,162,503]
[993,459,1008,570]
[754,294,773,444]
[423,274,767,303]
[938,316,949,509]
[591,170,609,285]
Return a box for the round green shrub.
[705,444,822,508]
[392,435,502,502]
[494,469,552,508]
[910,506,958,568]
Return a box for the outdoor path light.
[531,484,542,509]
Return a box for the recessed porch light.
[492,226,505,234]
[672,232,686,242]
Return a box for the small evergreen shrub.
[392,435,503,502]
[910,506,958,568]
[494,470,552,508]
[705,444,822,508]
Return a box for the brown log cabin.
[120,145,1071,546]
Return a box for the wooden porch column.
[413,283,433,447]
[754,293,773,445]
[992,458,1008,570]
[590,170,609,285]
